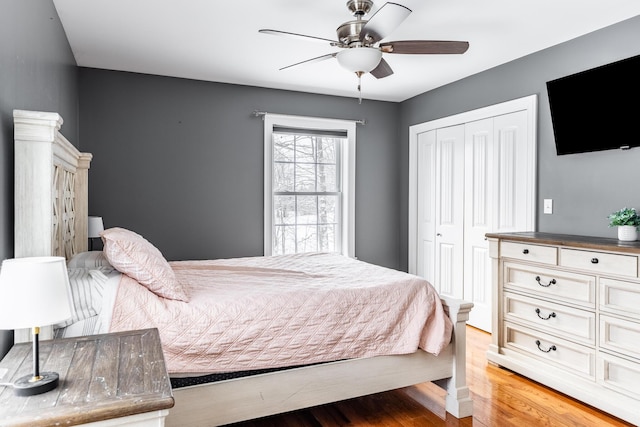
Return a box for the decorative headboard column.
[75,153,93,255]
[13,110,92,260]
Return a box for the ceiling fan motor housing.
[338,0,375,45]
[337,20,367,46]
[347,0,373,16]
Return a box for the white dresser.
[486,232,640,425]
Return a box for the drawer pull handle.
[535,308,556,320]
[535,340,557,353]
[535,276,556,287]
[591,258,599,264]
[522,249,529,254]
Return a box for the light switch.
[543,199,553,214]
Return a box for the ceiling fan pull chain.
[357,71,363,104]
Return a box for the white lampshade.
[0,257,73,329]
[88,216,104,238]
[336,47,382,73]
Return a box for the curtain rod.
[252,110,365,125]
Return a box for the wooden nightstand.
[0,328,174,427]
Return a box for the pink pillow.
[101,227,188,302]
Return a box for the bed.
[12,109,474,426]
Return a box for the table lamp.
[0,257,73,396]
[88,216,104,250]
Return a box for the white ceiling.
[53,0,640,102]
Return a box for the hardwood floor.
[226,327,634,427]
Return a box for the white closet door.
[463,118,494,332]
[416,125,465,298]
[493,110,534,232]
[416,130,436,285]
[433,125,465,299]
[409,95,537,333]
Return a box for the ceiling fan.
[260,0,469,102]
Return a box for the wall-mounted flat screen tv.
[546,54,640,155]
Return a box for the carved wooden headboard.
[13,110,93,343]
[13,110,92,261]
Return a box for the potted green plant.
[608,207,640,241]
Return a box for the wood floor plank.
[225,327,634,427]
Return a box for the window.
[272,131,341,254]
[264,114,355,257]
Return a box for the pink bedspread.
[109,253,452,374]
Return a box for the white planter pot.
[617,225,638,241]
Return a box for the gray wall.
[398,15,640,271]
[0,0,79,358]
[79,69,401,268]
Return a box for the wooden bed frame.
[13,109,474,426]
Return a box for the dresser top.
[485,232,640,254]
[0,328,174,427]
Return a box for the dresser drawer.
[560,248,638,277]
[503,322,596,379]
[599,314,640,359]
[503,292,595,345]
[504,262,595,307]
[599,277,640,320]
[598,351,640,400]
[501,241,557,264]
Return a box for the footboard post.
[438,297,473,418]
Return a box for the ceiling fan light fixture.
[336,47,382,73]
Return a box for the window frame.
[264,114,356,258]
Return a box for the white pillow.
[57,268,110,328]
[68,251,112,269]
[100,227,189,302]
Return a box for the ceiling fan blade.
[359,2,411,44]
[279,53,338,71]
[259,29,338,45]
[380,40,470,54]
[370,58,393,79]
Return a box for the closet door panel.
[434,125,465,299]
[464,118,494,331]
[416,130,436,286]
[494,110,533,232]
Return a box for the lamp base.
[13,372,59,396]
